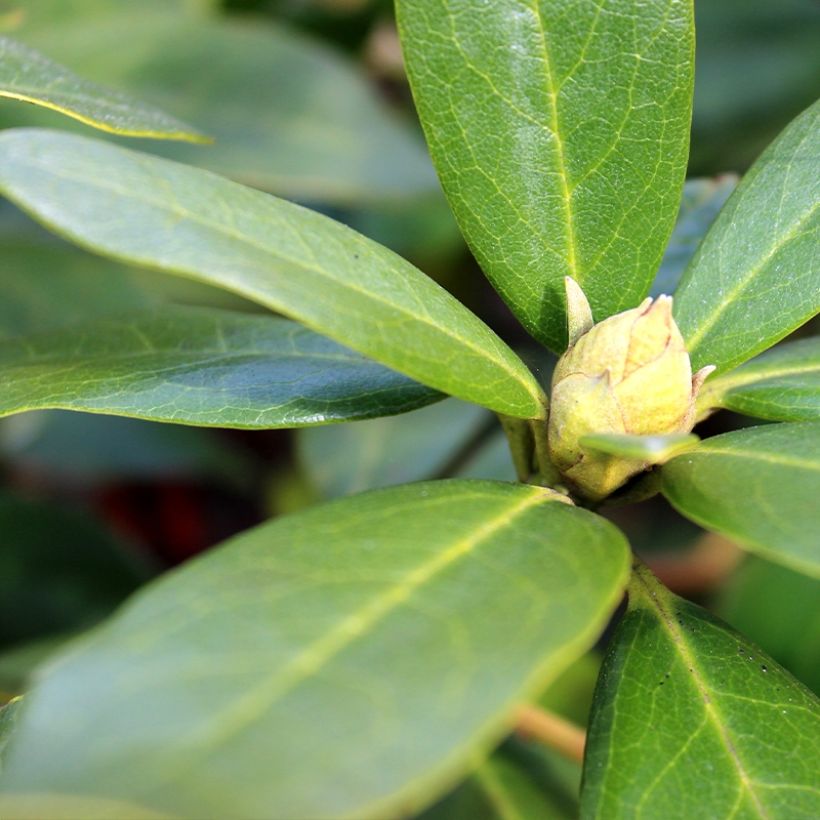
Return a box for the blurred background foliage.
[0,0,817,780]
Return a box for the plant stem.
[515,705,586,763]
[529,418,563,487]
[498,414,535,482]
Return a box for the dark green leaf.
[1,481,629,819]
[11,5,437,203]
[661,423,820,576]
[718,557,820,694]
[0,306,443,427]
[697,336,820,422]
[0,129,546,419]
[651,176,737,297]
[298,399,487,498]
[397,0,695,351]
[581,564,820,818]
[0,35,204,141]
[675,100,820,373]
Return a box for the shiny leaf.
[0,35,204,141]
[0,481,629,819]
[397,0,695,350]
[0,307,442,427]
[580,434,698,464]
[675,100,820,373]
[697,336,820,422]
[0,129,546,419]
[661,423,820,576]
[582,564,820,818]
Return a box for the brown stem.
[515,705,586,764]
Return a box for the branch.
[515,704,586,763]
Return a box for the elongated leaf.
[0,307,442,427]
[0,35,204,141]
[581,564,820,818]
[10,5,437,203]
[0,481,629,819]
[718,557,820,694]
[397,0,694,351]
[0,129,545,419]
[675,100,820,373]
[661,423,820,576]
[651,176,737,297]
[697,336,820,422]
[299,399,487,498]
[580,434,698,464]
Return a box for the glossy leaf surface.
[582,564,820,818]
[1,481,629,819]
[10,4,437,203]
[397,0,694,351]
[299,399,487,498]
[697,336,820,422]
[662,423,820,576]
[0,35,203,141]
[0,130,545,419]
[0,307,442,427]
[675,100,820,372]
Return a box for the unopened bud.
[548,279,714,500]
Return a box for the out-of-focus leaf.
[581,563,820,818]
[580,434,698,465]
[717,556,820,694]
[10,4,438,203]
[0,412,250,487]
[538,652,602,728]
[0,634,75,696]
[454,431,517,483]
[0,481,629,819]
[661,423,820,576]
[675,100,820,373]
[697,336,820,422]
[299,399,488,498]
[0,35,205,141]
[419,738,580,820]
[652,176,737,297]
[0,129,547,419]
[0,698,22,771]
[0,307,442,427]
[0,493,150,646]
[397,0,694,351]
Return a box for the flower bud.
[547,279,714,500]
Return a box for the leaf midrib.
[6,150,543,411]
[138,488,553,788]
[631,569,770,818]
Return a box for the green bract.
[0,2,817,818]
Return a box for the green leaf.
[0,129,546,419]
[675,100,820,373]
[397,0,695,351]
[420,738,580,820]
[10,6,438,203]
[0,35,205,142]
[696,336,820,422]
[0,481,629,819]
[581,564,820,818]
[651,175,737,297]
[718,557,820,694]
[299,399,488,499]
[0,698,22,772]
[579,434,698,464]
[661,422,820,577]
[0,306,443,428]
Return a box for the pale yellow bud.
[548,279,714,500]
